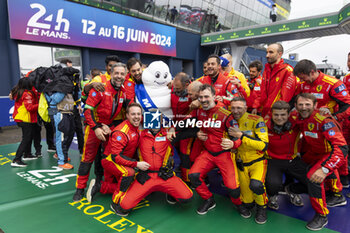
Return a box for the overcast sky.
[282,0,350,72]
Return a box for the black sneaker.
[255,205,267,224]
[35,152,42,158]
[236,204,251,218]
[11,160,27,168]
[326,193,347,207]
[86,179,101,203]
[197,196,216,215]
[22,154,38,161]
[285,184,304,206]
[72,188,84,202]
[110,202,129,217]
[306,213,328,231]
[340,175,349,189]
[267,195,279,210]
[166,194,177,204]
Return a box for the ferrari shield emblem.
[276,77,279,82]
[212,113,218,120]
[316,85,322,92]
[308,123,315,131]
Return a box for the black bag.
[158,166,174,181]
[136,171,151,185]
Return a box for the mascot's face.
[142,61,172,87]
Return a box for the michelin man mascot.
[135,61,173,124]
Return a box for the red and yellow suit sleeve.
[280,65,297,103]
[123,73,136,104]
[109,131,138,168]
[229,68,250,97]
[320,118,347,172]
[84,88,102,130]
[328,82,350,121]
[23,91,39,113]
[13,91,39,123]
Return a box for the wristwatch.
[321,166,329,174]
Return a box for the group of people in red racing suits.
[70,46,350,231]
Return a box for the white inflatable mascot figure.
[135,61,173,123]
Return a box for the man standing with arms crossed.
[254,43,297,117]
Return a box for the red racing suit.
[342,73,350,145]
[197,73,245,105]
[260,59,297,117]
[188,103,242,203]
[264,118,303,197]
[119,129,193,210]
[75,80,126,189]
[296,72,350,177]
[171,89,192,122]
[265,118,300,160]
[101,119,140,203]
[291,110,347,215]
[123,73,136,103]
[246,76,262,111]
[171,89,200,182]
[295,72,350,121]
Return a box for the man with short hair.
[87,103,150,203]
[197,54,241,105]
[226,97,269,224]
[124,57,143,102]
[112,123,193,216]
[341,52,350,189]
[256,43,297,117]
[289,93,347,231]
[294,59,350,201]
[73,63,128,202]
[170,72,192,182]
[247,60,263,113]
[220,53,250,98]
[181,84,242,215]
[265,101,304,210]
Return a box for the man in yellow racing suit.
[224,97,269,224]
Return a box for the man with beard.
[87,103,150,203]
[226,97,269,224]
[289,93,347,231]
[112,124,193,217]
[124,57,143,102]
[171,73,202,184]
[73,63,128,201]
[254,43,297,117]
[293,59,350,206]
[197,55,242,106]
[81,55,121,102]
[341,52,350,189]
[183,84,242,215]
[247,61,263,113]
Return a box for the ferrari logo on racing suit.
[276,77,279,82]
[212,113,218,120]
[308,123,315,131]
[316,85,322,92]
